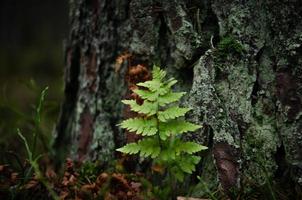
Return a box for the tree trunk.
[54,0,302,196]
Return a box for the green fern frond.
[171,155,201,181]
[136,75,176,96]
[158,150,174,162]
[137,79,162,92]
[138,138,161,158]
[152,65,166,80]
[133,89,158,101]
[117,138,160,158]
[158,92,186,106]
[137,80,171,96]
[116,143,140,154]
[171,166,185,181]
[175,141,208,155]
[158,140,206,161]
[159,120,201,140]
[134,89,186,106]
[122,100,157,116]
[119,118,158,136]
[164,78,178,89]
[157,78,177,95]
[177,155,201,174]
[158,106,191,122]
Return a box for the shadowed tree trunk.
[54,0,302,197]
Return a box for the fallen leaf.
[130,182,141,192]
[24,180,39,189]
[59,190,69,200]
[10,172,18,183]
[46,167,57,179]
[81,183,96,192]
[112,173,131,190]
[115,52,132,73]
[96,172,109,186]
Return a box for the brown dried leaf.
[96,172,109,186]
[81,183,96,192]
[10,172,18,183]
[112,173,131,190]
[66,158,74,171]
[130,182,141,192]
[68,174,77,185]
[59,190,69,200]
[62,177,69,186]
[127,64,150,85]
[115,52,132,73]
[24,179,39,189]
[64,172,70,177]
[46,167,57,179]
[104,192,115,200]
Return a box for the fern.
[158,120,201,140]
[122,100,158,116]
[119,117,158,136]
[116,138,160,158]
[117,65,207,183]
[158,106,191,122]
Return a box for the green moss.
[216,36,244,58]
[212,36,245,77]
[78,161,102,182]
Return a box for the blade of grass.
[17,128,32,161]
[32,86,48,158]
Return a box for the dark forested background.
[0,0,68,160]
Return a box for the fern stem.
[156,118,163,149]
[155,99,163,149]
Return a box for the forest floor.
[0,157,218,200]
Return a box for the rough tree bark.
[54,0,302,196]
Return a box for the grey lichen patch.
[212,1,267,52]
[89,113,115,162]
[69,47,101,161]
[129,0,160,57]
[172,18,201,60]
[69,101,85,160]
[187,50,240,148]
[213,130,236,147]
[77,67,127,162]
[237,46,281,184]
[214,60,255,123]
[101,68,128,118]
[185,49,242,190]
[89,66,128,162]
[163,2,202,68]
[243,116,279,184]
[280,121,302,163]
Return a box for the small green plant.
[217,36,244,56]
[117,66,207,197]
[17,87,60,200]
